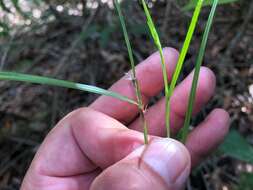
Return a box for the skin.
[21,48,230,190]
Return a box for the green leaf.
[141,0,170,137]
[141,0,161,48]
[0,71,137,105]
[235,173,253,190]
[183,0,239,11]
[179,0,219,143]
[168,0,204,137]
[219,130,253,164]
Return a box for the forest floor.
[0,1,252,189]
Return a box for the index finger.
[90,47,179,124]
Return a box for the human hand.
[21,48,230,190]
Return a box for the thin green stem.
[167,0,204,134]
[0,71,137,105]
[141,0,170,137]
[180,0,219,143]
[158,47,170,137]
[114,0,148,144]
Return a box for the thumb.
[90,138,191,190]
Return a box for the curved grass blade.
[180,0,219,143]
[141,0,170,137]
[0,71,137,105]
[114,0,148,144]
[167,0,204,134]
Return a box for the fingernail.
[131,138,191,187]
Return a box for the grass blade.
[114,0,149,144]
[167,0,204,133]
[141,0,170,137]
[183,0,238,11]
[180,0,219,143]
[0,71,137,105]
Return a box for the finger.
[90,47,179,124]
[28,108,145,177]
[21,170,100,190]
[130,67,216,136]
[90,138,191,190]
[186,109,230,167]
[21,108,146,189]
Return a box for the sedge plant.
[0,1,220,145]
[114,0,148,144]
[180,0,220,143]
[141,0,204,138]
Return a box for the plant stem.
[141,0,170,137]
[158,47,170,137]
[180,0,219,143]
[114,0,148,144]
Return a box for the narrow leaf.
[141,0,170,137]
[0,71,137,105]
[167,0,204,134]
[180,0,219,143]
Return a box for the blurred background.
[0,0,252,189]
